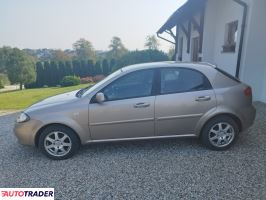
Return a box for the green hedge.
[60,76,80,87]
[0,80,4,89]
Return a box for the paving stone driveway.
[0,103,265,199]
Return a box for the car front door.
[155,67,216,136]
[89,69,156,140]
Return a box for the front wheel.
[201,116,239,150]
[39,125,80,160]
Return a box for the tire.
[39,125,80,160]
[201,115,239,150]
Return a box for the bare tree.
[145,35,160,50]
[73,38,96,61]
[108,36,128,59]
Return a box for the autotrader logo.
[0,188,54,200]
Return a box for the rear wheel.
[39,125,80,160]
[201,116,239,150]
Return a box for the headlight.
[16,112,30,123]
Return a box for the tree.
[73,38,96,61]
[86,60,94,77]
[50,61,59,86]
[36,62,44,87]
[0,46,13,73]
[58,61,66,82]
[80,60,87,77]
[115,49,169,69]
[94,61,102,75]
[0,73,10,86]
[72,60,82,77]
[168,45,176,61]
[51,50,72,62]
[144,35,160,50]
[6,48,36,90]
[102,59,109,76]
[43,61,51,86]
[110,59,116,72]
[108,36,127,60]
[64,61,73,76]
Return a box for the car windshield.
[79,69,123,97]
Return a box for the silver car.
[14,62,256,159]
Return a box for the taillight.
[244,87,252,96]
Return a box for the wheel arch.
[34,123,81,147]
[198,113,242,137]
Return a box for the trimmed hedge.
[0,80,4,89]
[60,76,80,87]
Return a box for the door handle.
[195,96,211,102]
[134,102,150,108]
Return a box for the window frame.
[158,67,213,95]
[91,68,158,103]
[222,20,238,53]
[215,67,240,83]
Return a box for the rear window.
[215,68,240,83]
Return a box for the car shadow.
[79,137,204,156]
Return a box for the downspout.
[233,0,248,78]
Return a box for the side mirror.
[95,92,105,103]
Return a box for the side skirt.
[84,134,197,144]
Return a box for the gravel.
[0,103,265,200]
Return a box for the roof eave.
[157,0,207,34]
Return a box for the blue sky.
[0,0,186,51]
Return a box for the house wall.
[202,0,243,75]
[175,0,266,102]
[202,0,266,102]
[240,0,266,102]
[177,0,244,74]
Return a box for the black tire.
[39,125,80,160]
[201,115,239,150]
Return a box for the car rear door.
[155,67,216,136]
[89,69,156,140]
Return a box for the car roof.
[121,61,217,72]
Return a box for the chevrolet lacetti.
[14,62,256,159]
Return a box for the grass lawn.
[0,84,91,110]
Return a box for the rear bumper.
[240,104,256,131]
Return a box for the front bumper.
[14,119,43,146]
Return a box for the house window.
[223,21,238,53]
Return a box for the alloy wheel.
[44,131,72,157]
[208,122,235,148]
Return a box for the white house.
[157,0,266,103]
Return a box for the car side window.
[102,69,154,101]
[160,68,212,94]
